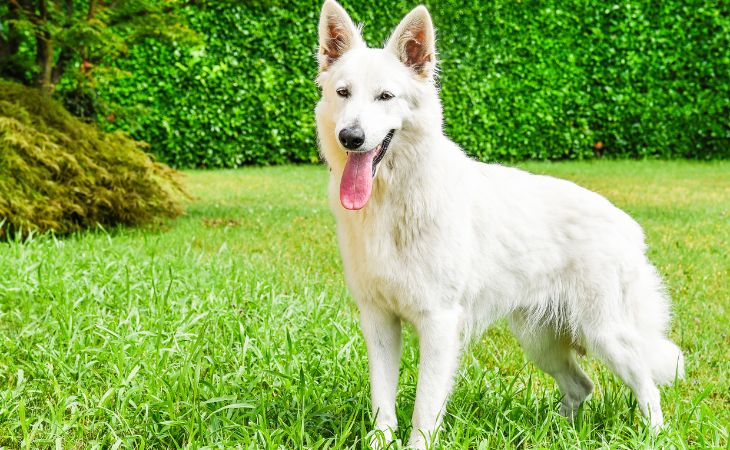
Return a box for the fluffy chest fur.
[327,143,473,322]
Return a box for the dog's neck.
[366,130,458,211]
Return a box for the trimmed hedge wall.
[99,0,730,167]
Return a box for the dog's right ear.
[318,0,364,72]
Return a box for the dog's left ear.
[385,5,436,79]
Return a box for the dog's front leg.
[407,308,463,449]
[359,302,402,448]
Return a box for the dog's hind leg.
[510,312,594,419]
[586,325,665,429]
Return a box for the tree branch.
[87,0,96,20]
[51,49,71,84]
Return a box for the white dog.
[315,1,684,447]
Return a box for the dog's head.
[315,0,439,210]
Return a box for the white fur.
[315,1,684,447]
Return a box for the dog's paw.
[368,427,397,449]
[405,431,433,450]
[648,411,665,434]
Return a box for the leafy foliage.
[0,0,196,98]
[99,2,321,167]
[0,80,186,238]
[96,0,729,166]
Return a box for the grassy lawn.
[0,161,728,449]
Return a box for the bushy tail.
[643,337,685,385]
[625,262,685,385]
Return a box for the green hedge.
[97,0,729,167]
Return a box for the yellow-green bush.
[0,80,186,238]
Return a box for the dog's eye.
[336,87,350,98]
[377,91,394,101]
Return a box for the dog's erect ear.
[385,6,436,78]
[318,0,364,72]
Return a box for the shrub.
[97,0,729,167]
[0,80,186,238]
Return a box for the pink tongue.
[340,147,378,210]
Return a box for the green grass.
[0,161,728,449]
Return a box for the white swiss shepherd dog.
[315,1,685,447]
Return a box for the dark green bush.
[0,80,186,238]
[98,0,729,167]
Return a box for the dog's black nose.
[339,126,365,150]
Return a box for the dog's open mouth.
[340,129,395,210]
